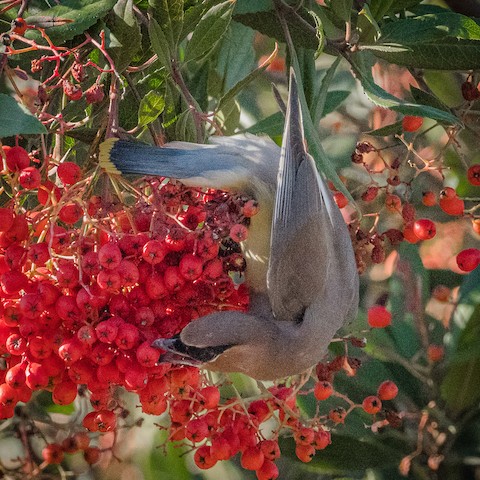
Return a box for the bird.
[99,70,359,380]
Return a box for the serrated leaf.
[105,0,142,72]
[309,9,326,59]
[148,16,172,70]
[148,0,184,49]
[349,52,461,124]
[25,0,117,44]
[0,94,47,137]
[370,39,480,70]
[328,0,353,22]
[365,121,403,137]
[138,90,166,128]
[184,2,233,62]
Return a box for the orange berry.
[314,381,333,401]
[377,380,398,401]
[362,395,382,414]
[295,444,315,463]
[422,191,436,207]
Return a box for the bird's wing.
[267,71,335,322]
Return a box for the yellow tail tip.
[99,138,121,175]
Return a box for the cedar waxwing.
[99,71,359,380]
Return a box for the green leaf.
[380,13,480,44]
[365,121,403,137]
[181,0,219,41]
[148,16,172,70]
[174,109,198,143]
[233,8,319,51]
[184,2,233,62]
[367,0,394,20]
[348,52,461,124]
[369,39,480,70]
[368,13,480,69]
[312,57,342,124]
[409,85,451,114]
[322,90,350,116]
[0,94,47,137]
[441,304,480,414]
[243,111,284,136]
[138,90,166,128]
[309,9,326,59]
[328,0,353,23]
[281,434,404,473]
[233,0,273,15]
[216,50,272,115]
[216,21,256,92]
[25,0,117,44]
[105,0,142,73]
[148,0,184,49]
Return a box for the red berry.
[98,243,122,270]
[456,248,480,272]
[362,395,382,414]
[19,167,41,189]
[230,223,249,242]
[377,380,398,401]
[333,191,348,209]
[439,188,464,216]
[403,223,420,244]
[402,115,423,132]
[3,146,30,171]
[328,407,346,424]
[142,240,167,265]
[412,219,436,240]
[179,254,203,280]
[85,83,105,104]
[42,443,64,464]
[194,445,217,469]
[467,164,480,186]
[256,459,279,480]
[367,305,392,328]
[241,446,265,470]
[58,203,83,224]
[57,162,82,185]
[84,446,101,464]
[0,208,15,232]
[63,80,82,101]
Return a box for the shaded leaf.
[321,90,350,116]
[328,0,353,22]
[409,85,451,114]
[181,0,219,41]
[234,8,319,51]
[105,0,142,73]
[244,111,284,136]
[25,0,117,44]
[365,121,403,137]
[281,434,404,473]
[184,2,233,62]
[441,304,480,414]
[148,16,172,70]
[0,94,47,137]
[312,57,342,124]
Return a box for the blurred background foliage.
[1,0,480,479]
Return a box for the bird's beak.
[152,338,203,367]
